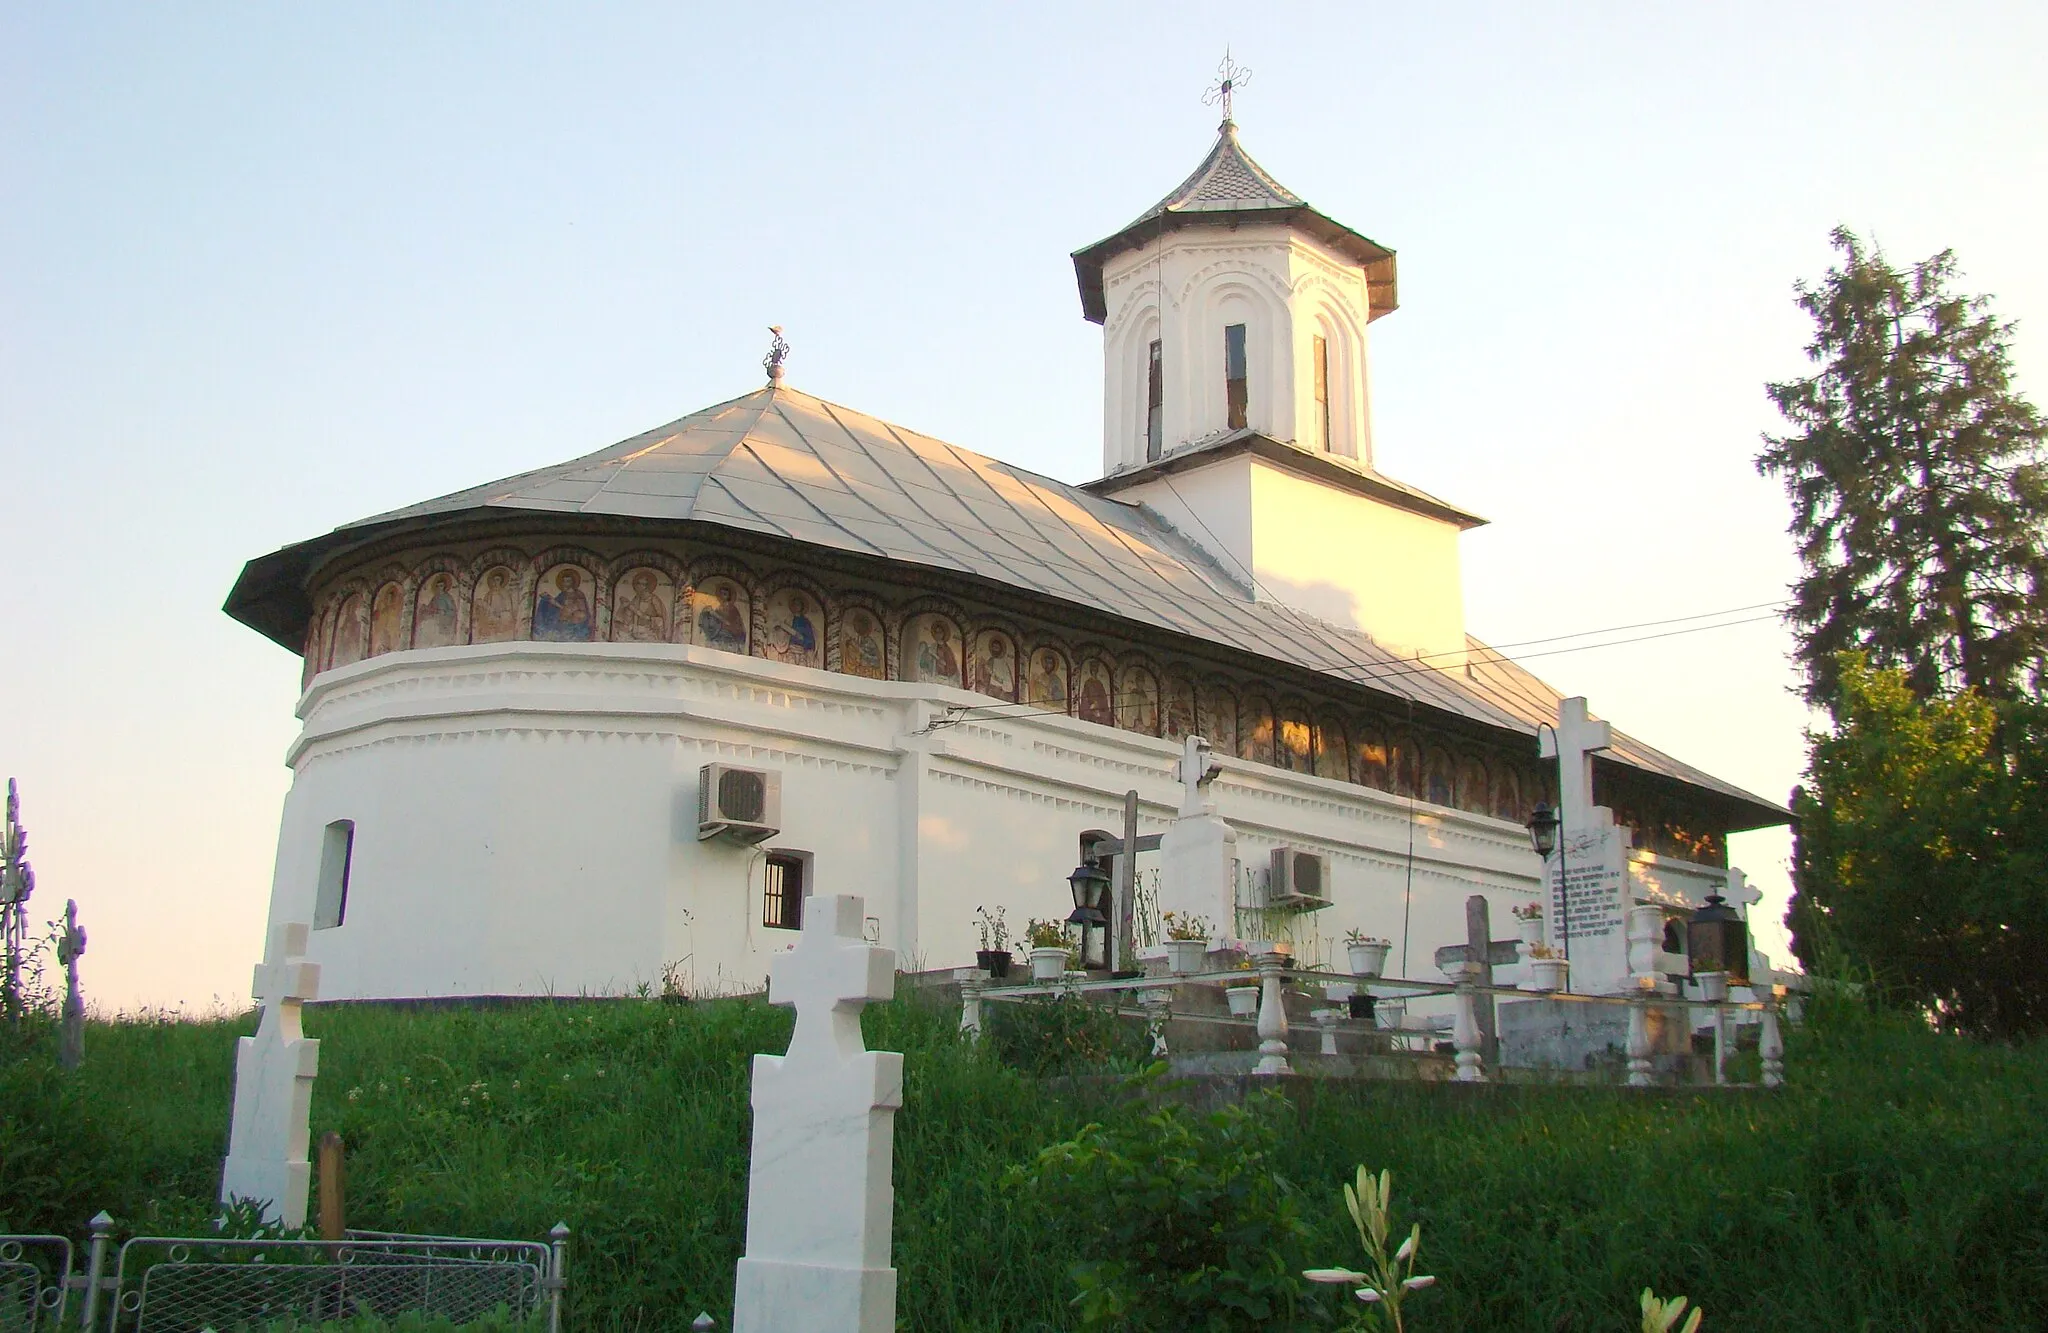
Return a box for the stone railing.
[955,953,1792,1090]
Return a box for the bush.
[1005,1072,1307,1330]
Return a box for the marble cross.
[57,899,85,1070]
[1432,896,1519,1060]
[220,921,322,1227]
[734,895,903,1333]
[1538,696,1612,826]
[1177,734,1221,818]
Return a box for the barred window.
[763,851,809,931]
[1224,323,1248,430]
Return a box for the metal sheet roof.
[225,383,1785,826]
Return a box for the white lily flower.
[1402,1275,1437,1291]
[1395,1231,1416,1263]
[1303,1268,1369,1285]
[1355,1288,1383,1303]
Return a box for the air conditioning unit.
[697,764,782,844]
[1267,846,1333,911]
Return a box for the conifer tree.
[1758,228,2048,708]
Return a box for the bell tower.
[1073,93,1484,664]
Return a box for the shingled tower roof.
[1071,119,1399,324]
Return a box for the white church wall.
[1247,460,1469,661]
[263,642,1554,1000]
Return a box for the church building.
[226,109,1785,1000]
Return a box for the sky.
[3,3,2043,1012]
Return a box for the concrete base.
[733,1257,895,1333]
[1497,997,1691,1073]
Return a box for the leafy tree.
[1789,654,2048,1039]
[1758,228,2048,708]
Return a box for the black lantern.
[1065,860,1113,971]
[1685,893,1749,984]
[1525,802,1561,859]
[1066,862,1111,926]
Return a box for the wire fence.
[0,1221,565,1333]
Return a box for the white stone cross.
[1538,696,1612,827]
[1177,734,1220,817]
[734,895,903,1333]
[220,921,322,1227]
[1726,868,1761,914]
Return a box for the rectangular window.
[1145,340,1164,461]
[1312,334,1331,452]
[314,820,354,930]
[763,850,811,931]
[1224,324,1248,430]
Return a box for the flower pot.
[1029,947,1069,981]
[1226,984,1260,1016]
[1518,916,1545,950]
[1347,941,1391,978]
[1164,938,1208,974]
[1528,958,1570,992]
[975,949,1012,979]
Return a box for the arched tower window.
[1145,339,1164,461]
[1224,323,1249,430]
[1311,334,1331,452]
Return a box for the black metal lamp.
[1525,802,1561,859]
[1685,893,1750,984]
[1066,862,1111,927]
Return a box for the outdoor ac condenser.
[697,764,782,844]
[1266,846,1333,910]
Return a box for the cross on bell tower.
[1201,48,1252,125]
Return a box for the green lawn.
[3,991,2044,1330]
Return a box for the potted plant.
[1225,956,1261,1015]
[1526,943,1569,992]
[974,905,1013,979]
[1345,929,1392,979]
[1161,911,1212,974]
[1025,918,1076,982]
[1512,901,1545,949]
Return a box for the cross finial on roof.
[1201,48,1252,126]
[763,325,789,385]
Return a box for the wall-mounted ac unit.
[698,764,782,844]
[1267,846,1333,911]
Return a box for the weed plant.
[2,989,2044,1330]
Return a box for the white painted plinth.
[732,895,902,1333]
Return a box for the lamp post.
[1066,861,1113,971]
[1523,801,1563,969]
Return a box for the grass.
[3,990,2045,1331]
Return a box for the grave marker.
[1539,698,1632,992]
[733,894,901,1333]
[1433,895,1519,1060]
[220,921,321,1227]
[58,899,85,1069]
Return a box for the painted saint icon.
[612,569,672,644]
[841,608,885,678]
[911,615,963,687]
[1162,675,1196,742]
[971,631,1018,701]
[414,573,460,649]
[765,590,821,667]
[695,579,749,654]
[1199,686,1237,756]
[330,592,367,669]
[1027,648,1068,710]
[1076,658,1114,726]
[369,583,404,657]
[1117,666,1160,735]
[471,567,519,643]
[533,566,594,642]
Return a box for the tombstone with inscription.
[220,922,322,1227]
[732,894,902,1333]
[1539,698,1633,995]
